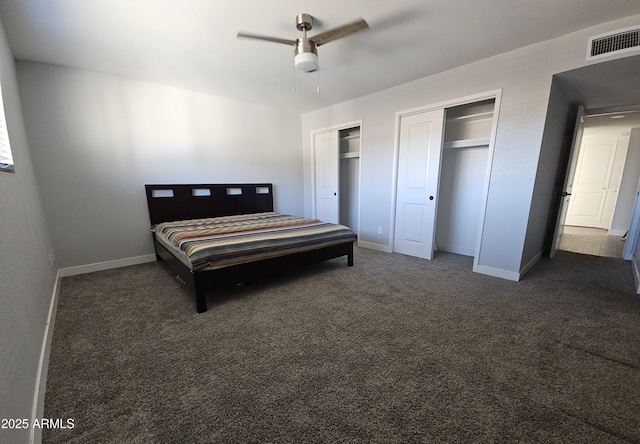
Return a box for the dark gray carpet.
[44,247,640,443]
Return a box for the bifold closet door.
[394,109,445,259]
[314,130,340,224]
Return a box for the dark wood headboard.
[145,183,274,225]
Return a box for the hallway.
[559,225,626,258]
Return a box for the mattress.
[152,212,357,271]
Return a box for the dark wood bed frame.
[145,183,354,313]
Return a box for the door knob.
[561,192,572,197]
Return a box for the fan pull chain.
[291,64,321,93]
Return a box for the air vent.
[587,26,640,61]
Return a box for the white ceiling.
[1,0,640,113]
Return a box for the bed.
[145,183,356,313]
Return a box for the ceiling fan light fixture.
[237,13,369,74]
[295,52,318,72]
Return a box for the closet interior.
[339,126,360,233]
[436,99,495,256]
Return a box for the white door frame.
[311,120,363,228]
[390,89,502,271]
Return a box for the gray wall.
[0,13,57,444]
[525,78,574,262]
[17,62,304,269]
[302,14,640,280]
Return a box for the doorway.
[546,55,640,263]
[556,112,640,258]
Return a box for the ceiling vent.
[587,26,640,61]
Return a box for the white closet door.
[314,130,340,224]
[394,109,445,259]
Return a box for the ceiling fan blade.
[310,17,369,46]
[237,31,296,46]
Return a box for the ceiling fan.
[237,13,369,73]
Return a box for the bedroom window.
[0,85,14,173]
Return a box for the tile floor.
[558,225,626,258]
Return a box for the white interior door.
[565,133,629,228]
[394,109,445,259]
[314,130,339,223]
[601,134,630,227]
[550,106,585,258]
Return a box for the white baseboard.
[474,264,520,281]
[59,254,157,277]
[474,252,540,282]
[358,240,392,253]
[519,251,542,279]
[30,270,61,444]
[30,253,158,443]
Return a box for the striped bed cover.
[152,212,357,271]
